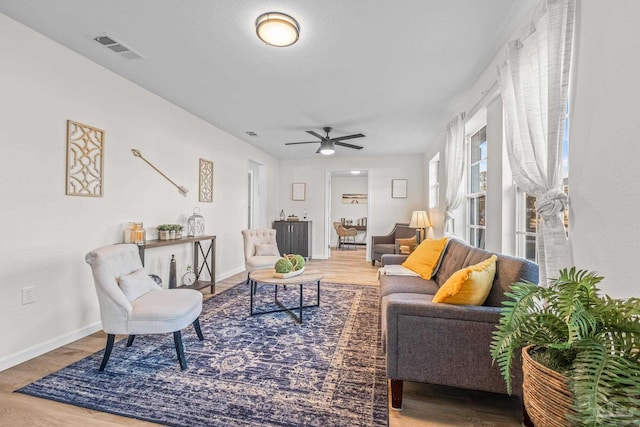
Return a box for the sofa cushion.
[432,255,497,305]
[402,237,448,280]
[374,243,396,255]
[433,238,539,307]
[485,253,539,307]
[379,274,439,299]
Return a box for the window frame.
[466,125,487,249]
[428,153,440,209]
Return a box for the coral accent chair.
[85,244,204,371]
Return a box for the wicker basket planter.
[522,345,577,427]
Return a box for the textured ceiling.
[0,0,536,159]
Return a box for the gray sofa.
[379,238,538,410]
[371,222,416,266]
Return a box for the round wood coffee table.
[249,268,323,324]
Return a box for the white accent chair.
[241,229,282,291]
[85,244,204,371]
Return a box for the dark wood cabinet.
[273,221,312,259]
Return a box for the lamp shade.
[255,12,300,47]
[409,210,431,229]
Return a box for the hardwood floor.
[0,247,522,426]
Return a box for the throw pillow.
[255,243,279,256]
[401,237,448,280]
[432,255,498,305]
[118,269,155,301]
[396,236,418,253]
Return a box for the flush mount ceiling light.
[350,170,361,175]
[255,12,300,47]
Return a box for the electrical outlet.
[22,286,36,305]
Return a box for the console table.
[137,235,216,293]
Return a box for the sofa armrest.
[387,297,501,323]
[383,293,515,395]
[381,254,408,266]
[372,234,394,245]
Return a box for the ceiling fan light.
[256,12,300,47]
[319,140,335,155]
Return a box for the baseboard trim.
[1,268,251,372]
[217,266,246,281]
[0,321,102,372]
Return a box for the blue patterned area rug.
[17,281,387,426]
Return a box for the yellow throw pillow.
[397,236,418,254]
[432,255,497,305]
[401,237,448,280]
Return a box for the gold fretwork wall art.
[66,120,104,197]
[199,158,213,202]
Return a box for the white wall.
[569,0,640,299]
[277,155,425,259]
[425,0,640,299]
[0,14,278,370]
[331,176,368,246]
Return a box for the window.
[466,126,487,249]
[515,106,570,261]
[428,153,440,209]
[515,191,539,261]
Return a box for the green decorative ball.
[274,257,293,274]
[291,254,305,270]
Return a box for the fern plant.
[490,267,640,426]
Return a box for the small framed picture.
[292,182,306,201]
[392,179,407,198]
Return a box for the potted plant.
[491,268,640,426]
[156,224,171,240]
[171,224,184,239]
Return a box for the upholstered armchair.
[371,223,416,266]
[241,229,282,289]
[85,244,204,371]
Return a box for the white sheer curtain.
[498,0,575,285]
[443,113,466,231]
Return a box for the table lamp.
[409,210,431,243]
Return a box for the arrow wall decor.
[131,149,188,196]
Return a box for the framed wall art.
[66,120,104,197]
[199,158,214,202]
[342,193,367,204]
[391,179,408,199]
[292,182,306,201]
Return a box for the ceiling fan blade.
[285,141,320,145]
[331,133,365,142]
[335,141,363,150]
[307,130,329,141]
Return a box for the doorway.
[247,169,254,229]
[325,169,370,261]
[247,160,265,229]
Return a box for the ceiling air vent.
[93,35,144,60]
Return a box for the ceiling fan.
[285,127,365,155]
